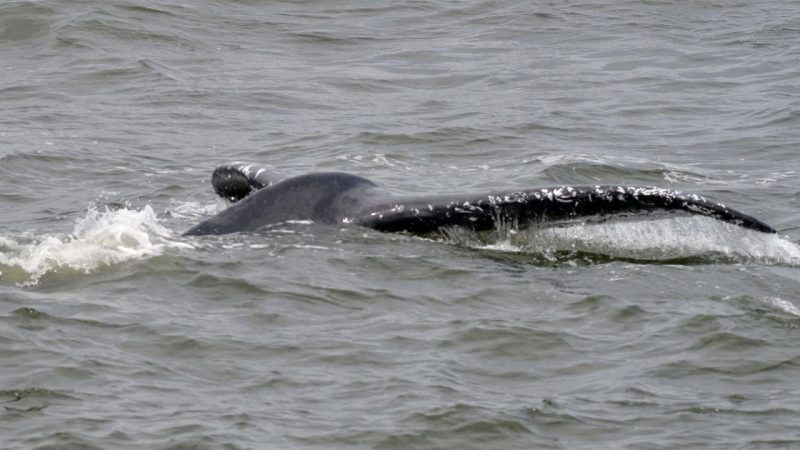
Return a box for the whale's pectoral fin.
[357,186,776,234]
[211,162,286,202]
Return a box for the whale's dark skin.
[183,162,777,236]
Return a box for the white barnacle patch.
[491,192,520,204]
[687,193,707,203]
[552,187,575,203]
[539,188,555,202]
[391,204,405,213]
[428,204,434,211]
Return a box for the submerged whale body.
[183,162,776,236]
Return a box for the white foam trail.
[468,216,800,265]
[0,205,192,286]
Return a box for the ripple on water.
[372,403,540,450]
[0,2,58,45]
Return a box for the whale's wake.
[445,216,800,266]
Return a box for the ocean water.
[1,1,800,448]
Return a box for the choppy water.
[2,1,800,448]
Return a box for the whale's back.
[183,173,382,236]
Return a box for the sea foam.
[0,205,192,286]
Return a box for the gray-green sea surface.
[1,1,799,448]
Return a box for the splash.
[758,297,800,317]
[0,205,192,286]
[447,216,800,265]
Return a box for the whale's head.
[212,162,286,202]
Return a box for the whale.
[183,162,776,236]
